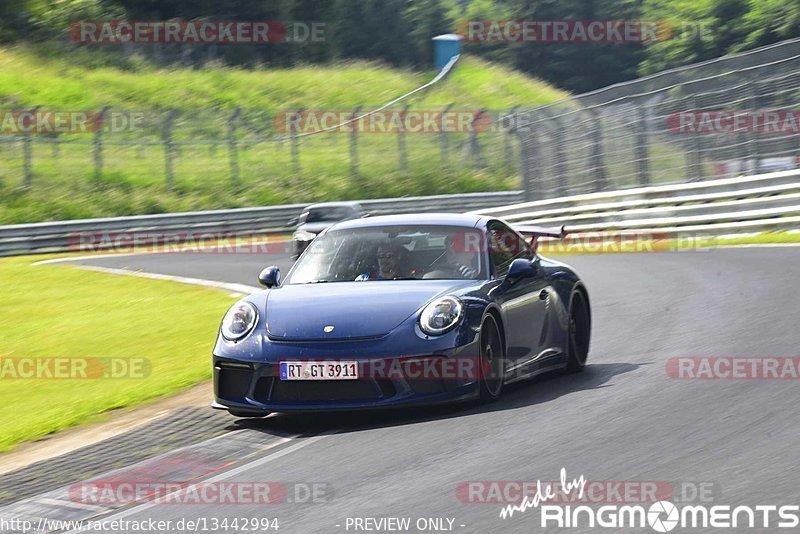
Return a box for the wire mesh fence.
[511,37,800,200]
[0,104,522,199]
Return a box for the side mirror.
[287,217,299,227]
[258,266,281,288]
[506,258,536,281]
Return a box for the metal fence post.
[291,108,302,175]
[748,79,761,175]
[397,104,409,175]
[349,106,361,181]
[505,106,519,168]
[227,107,241,187]
[439,103,453,167]
[162,109,179,189]
[467,109,486,168]
[635,105,651,186]
[22,105,40,190]
[687,95,704,181]
[588,108,608,192]
[93,106,109,185]
[551,112,568,197]
[517,111,541,201]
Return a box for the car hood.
[265,280,473,341]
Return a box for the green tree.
[502,0,644,93]
[640,0,750,74]
[404,0,454,65]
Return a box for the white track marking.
[46,263,260,296]
[32,252,178,265]
[203,433,329,482]
[35,497,109,513]
[63,434,330,531]
[716,242,800,248]
[31,239,289,266]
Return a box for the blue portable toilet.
[433,34,463,71]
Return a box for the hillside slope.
[0,48,568,223]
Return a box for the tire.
[566,288,591,372]
[479,314,505,401]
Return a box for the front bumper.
[212,341,481,413]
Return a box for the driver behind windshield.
[445,236,478,279]
[355,241,414,280]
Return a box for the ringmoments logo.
[503,469,800,531]
[649,501,679,532]
[537,501,800,530]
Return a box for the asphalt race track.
[16,246,800,532]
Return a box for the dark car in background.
[289,201,365,259]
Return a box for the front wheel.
[566,288,591,372]
[479,315,505,401]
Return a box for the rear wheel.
[566,289,591,372]
[479,315,505,401]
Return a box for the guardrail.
[0,190,525,256]
[473,169,800,236]
[5,168,799,257]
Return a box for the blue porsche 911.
[211,213,590,416]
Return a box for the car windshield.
[302,206,354,223]
[285,225,485,284]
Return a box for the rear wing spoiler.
[514,225,568,240]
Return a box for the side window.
[487,222,531,277]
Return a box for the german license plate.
[279,361,359,380]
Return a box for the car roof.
[303,201,362,210]
[328,213,488,231]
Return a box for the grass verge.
[0,255,237,452]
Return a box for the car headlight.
[220,301,258,341]
[419,296,463,336]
